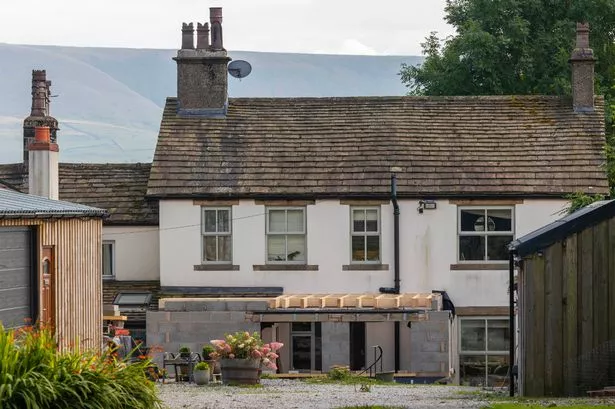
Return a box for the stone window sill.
[253,264,319,271]
[342,264,389,271]
[450,263,508,271]
[194,264,240,271]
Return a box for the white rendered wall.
[103,226,160,281]
[158,198,567,306]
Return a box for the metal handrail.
[358,345,383,378]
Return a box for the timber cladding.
[0,218,102,351]
[518,218,615,397]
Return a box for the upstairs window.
[351,207,380,263]
[202,207,232,263]
[267,208,306,263]
[458,207,514,262]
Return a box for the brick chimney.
[174,7,231,115]
[28,126,59,200]
[23,70,58,162]
[570,22,596,112]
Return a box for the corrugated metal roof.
[0,188,107,218]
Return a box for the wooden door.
[41,246,55,329]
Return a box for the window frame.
[458,317,510,386]
[201,207,233,264]
[457,206,514,263]
[350,206,381,264]
[265,206,307,264]
[102,240,115,280]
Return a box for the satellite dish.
[228,60,252,79]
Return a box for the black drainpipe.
[380,174,400,294]
[380,174,401,372]
[508,249,516,397]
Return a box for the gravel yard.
[157,379,488,409]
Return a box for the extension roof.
[147,95,609,199]
[0,188,107,218]
[0,163,157,225]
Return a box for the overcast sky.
[0,0,454,55]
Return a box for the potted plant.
[178,346,191,381]
[210,331,283,385]
[179,345,191,359]
[202,344,218,379]
[193,361,210,385]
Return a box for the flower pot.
[220,358,261,385]
[193,369,210,386]
[205,360,217,381]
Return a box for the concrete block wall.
[146,299,265,366]
[321,322,350,371]
[403,311,452,376]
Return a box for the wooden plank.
[456,306,509,316]
[357,294,375,308]
[578,227,594,390]
[609,219,615,388]
[520,256,533,396]
[544,242,564,396]
[524,253,545,396]
[592,221,609,350]
[562,234,579,396]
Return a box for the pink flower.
[270,342,284,351]
[251,350,262,359]
[228,353,235,359]
[262,346,271,355]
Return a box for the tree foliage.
[401,0,615,101]
[401,0,615,212]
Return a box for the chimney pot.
[196,22,210,50]
[569,22,596,112]
[181,22,195,49]
[34,126,50,143]
[210,7,224,50]
[576,22,590,48]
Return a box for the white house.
[1,12,607,385]
[143,10,607,385]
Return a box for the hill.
[0,44,421,163]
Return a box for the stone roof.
[0,163,157,225]
[147,95,609,199]
[0,188,107,218]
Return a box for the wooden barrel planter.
[220,358,261,385]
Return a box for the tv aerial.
[228,60,252,79]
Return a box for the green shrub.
[328,365,351,380]
[194,361,209,371]
[202,345,215,360]
[0,323,162,409]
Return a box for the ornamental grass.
[0,323,162,409]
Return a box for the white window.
[351,207,380,263]
[102,241,115,279]
[202,207,232,263]
[266,207,306,263]
[458,207,514,262]
[459,318,510,387]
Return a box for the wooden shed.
[0,188,107,351]
[509,200,615,396]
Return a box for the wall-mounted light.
[417,200,437,214]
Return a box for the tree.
[400,0,615,210]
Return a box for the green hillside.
[0,44,421,163]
